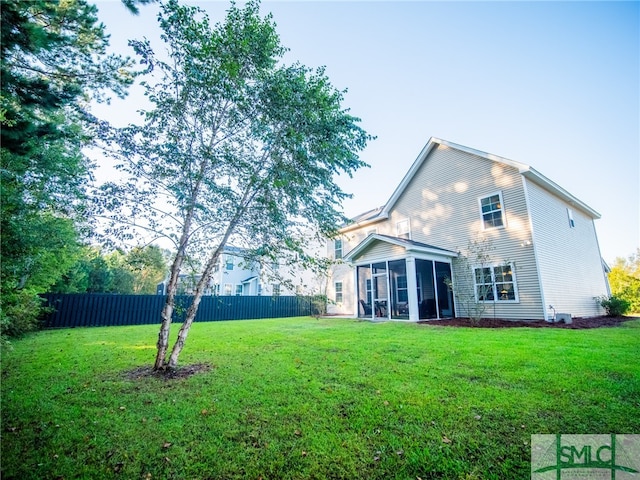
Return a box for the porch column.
[352,267,359,318]
[406,257,419,322]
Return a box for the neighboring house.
[327,137,609,322]
[210,246,262,296]
[162,246,263,296]
[168,245,321,296]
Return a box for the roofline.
[344,233,458,262]
[522,168,601,219]
[340,137,601,232]
[339,213,388,233]
[382,137,600,219]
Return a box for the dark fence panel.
[40,294,319,328]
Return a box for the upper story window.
[567,208,575,228]
[479,192,505,229]
[225,256,234,270]
[396,219,411,239]
[334,239,343,259]
[474,263,518,302]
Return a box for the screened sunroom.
[344,235,458,321]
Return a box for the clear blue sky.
[93,0,639,264]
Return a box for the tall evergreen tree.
[1,0,134,339]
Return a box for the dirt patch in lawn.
[418,316,638,329]
[125,363,213,381]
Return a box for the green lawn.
[2,317,639,479]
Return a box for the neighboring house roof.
[223,245,249,256]
[343,206,385,228]
[344,233,458,262]
[341,137,600,233]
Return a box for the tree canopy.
[608,249,640,313]
[50,245,168,294]
[1,0,134,341]
[99,0,373,369]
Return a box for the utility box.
[555,313,572,324]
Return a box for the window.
[397,219,410,239]
[474,264,517,302]
[396,275,408,303]
[223,283,233,296]
[225,256,234,270]
[479,193,505,229]
[272,284,281,296]
[567,208,575,228]
[335,282,343,303]
[235,285,243,296]
[334,239,343,259]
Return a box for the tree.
[50,245,168,294]
[608,249,640,313]
[125,246,167,294]
[99,0,372,370]
[447,235,495,323]
[0,0,134,340]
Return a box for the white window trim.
[395,275,408,303]
[478,191,506,230]
[472,262,519,303]
[334,238,343,260]
[567,208,575,228]
[335,281,343,303]
[396,218,411,239]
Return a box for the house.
[326,137,609,322]
[168,245,321,296]
[210,246,262,296]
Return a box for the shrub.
[311,294,328,318]
[596,295,631,317]
[0,290,46,349]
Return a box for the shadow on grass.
[124,363,214,381]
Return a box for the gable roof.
[341,137,600,233]
[344,233,458,262]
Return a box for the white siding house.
[327,137,609,321]
[180,245,325,297]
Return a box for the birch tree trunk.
[154,204,198,370]
[166,249,221,368]
[166,208,246,368]
[154,251,183,370]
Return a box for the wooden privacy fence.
[40,294,321,328]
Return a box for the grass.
[2,317,639,479]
